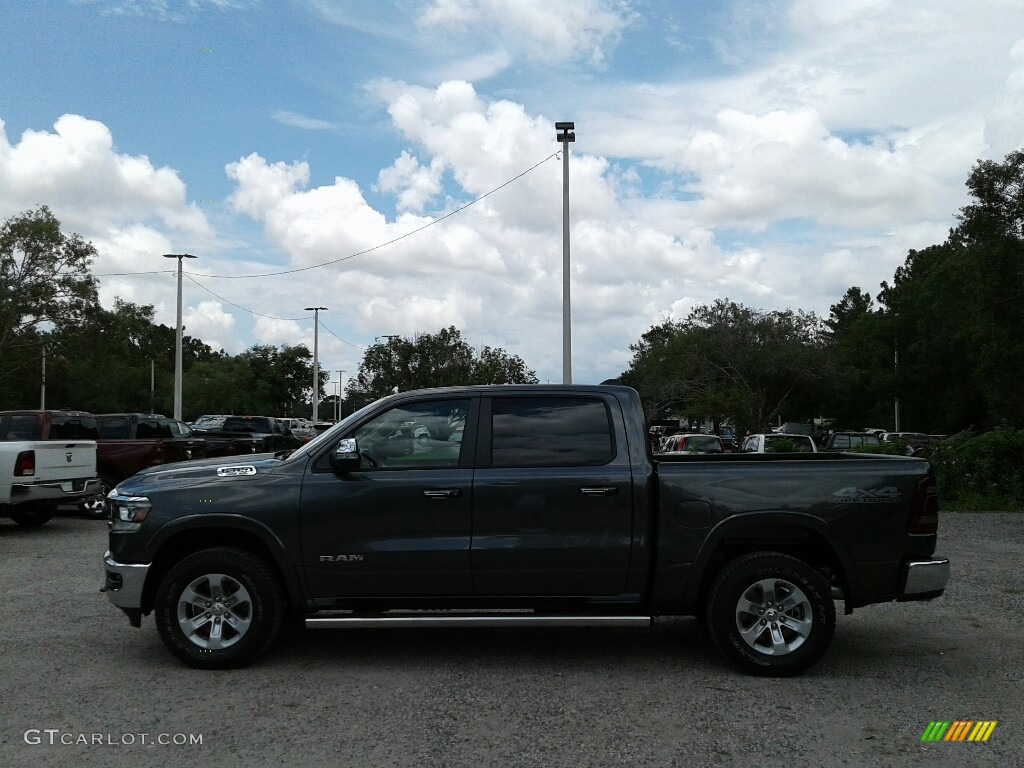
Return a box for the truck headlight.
[109,494,152,531]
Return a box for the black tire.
[9,505,55,527]
[706,552,835,677]
[155,547,285,670]
[79,474,118,519]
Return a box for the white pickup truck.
[1,441,100,526]
[740,433,818,453]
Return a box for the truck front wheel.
[155,547,285,670]
[707,552,835,677]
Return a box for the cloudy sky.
[2,0,1023,387]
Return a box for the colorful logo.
[921,721,997,742]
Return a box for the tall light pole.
[40,345,46,410]
[305,306,327,422]
[337,369,345,421]
[894,338,901,432]
[556,121,575,384]
[163,253,197,420]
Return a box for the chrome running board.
[306,613,652,630]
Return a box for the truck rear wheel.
[707,552,835,677]
[8,505,55,527]
[155,547,285,670]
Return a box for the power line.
[184,273,307,321]
[184,273,366,350]
[318,321,366,351]
[91,152,559,281]
[190,152,558,279]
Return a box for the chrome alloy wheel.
[734,577,813,656]
[176,573,253,650]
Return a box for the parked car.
[741,433,817,453]
[190,415,228,430]
[279,417,315,440]
[718,428,739,452]
[663,433,725,454]
[822,432,883,450]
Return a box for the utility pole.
[556,121,575,384]
[305,307,327,422]
[337,370,345,421]
[894,338,901,432]
[163,253,197,420]
[40,345,46,410]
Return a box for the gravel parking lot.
[0,511,1020,768]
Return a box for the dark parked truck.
[101,385,949,676]
[192,415,297,457]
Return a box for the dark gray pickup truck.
[101,385,948,676]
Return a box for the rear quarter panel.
[651,453,932,612]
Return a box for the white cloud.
[271,110,335,131]
[417,0,637,66]
[0,115,210,239]
[74,0,255,22]
[184,300,238,354]
[374,151,445,212]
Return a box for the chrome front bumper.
[900,556,950,600]
[101,552,150,612]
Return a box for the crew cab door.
[299,397,477,600]
[470,393,634,596]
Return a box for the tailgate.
[27,442,98,481]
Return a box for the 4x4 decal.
[833,486,901,503]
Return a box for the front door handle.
[422,489,462,499]
[579,486,619,497]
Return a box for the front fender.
[140,513,305,618]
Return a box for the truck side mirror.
[330,437,360,471]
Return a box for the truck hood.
[115,453,281,494]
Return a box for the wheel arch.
[681,512,857,614]
[141,519,304,620]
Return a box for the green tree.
[820,287,895,429]
[621,299,826,434]
[237,344,320,416]
[0,206,99,395]
[346,327,537,406]
[39,299,179,413]
[878,150,1024,431]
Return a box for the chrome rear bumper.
[900,556,950,600]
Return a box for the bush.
[927,426,1024,511]
[765,437,798,453]
[851,440,910,456]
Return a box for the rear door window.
[490,397,613,467]
[50,415,98,440]
[5,414,40,440]
[97,416,131,439]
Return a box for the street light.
[336,369,345,421]
[556,121,575,384]
[305,306,327,422]
[163,253,197,420]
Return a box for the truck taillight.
[14,450,35,477]
[910,475,939,534]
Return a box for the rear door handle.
[422,489,462,499]
[579,486,619,497]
